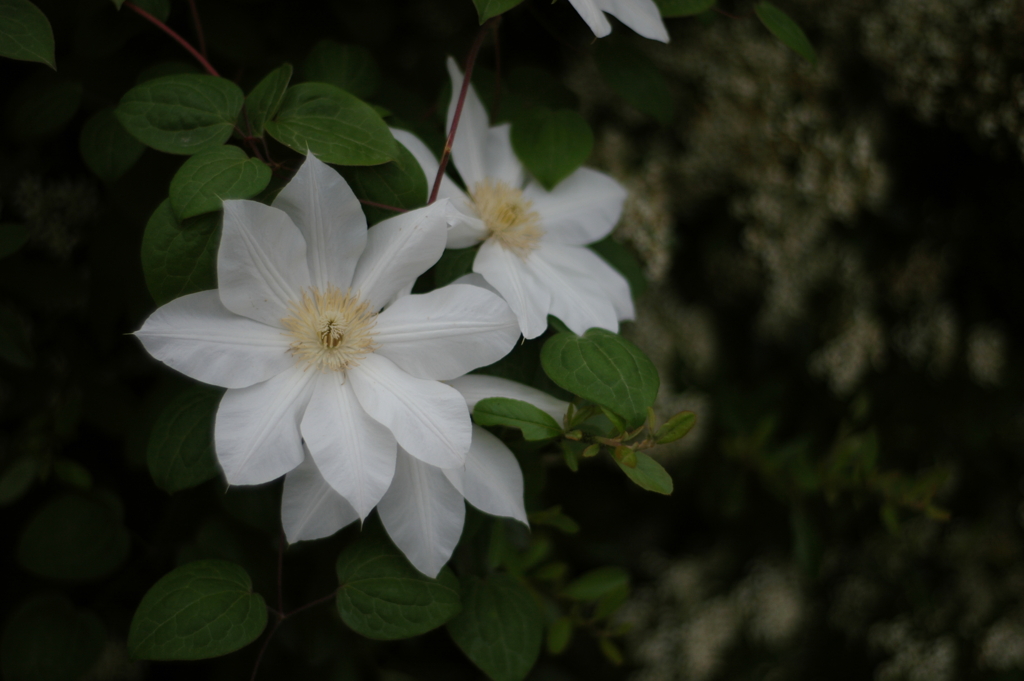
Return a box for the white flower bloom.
[281,375,570,577]
[136,154,520,520]
[391,59,636,340]
[567,0,669,42]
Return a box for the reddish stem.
[186,0,207,58]
[124,1,220,77]
[491,22,502,122]
[429,16,500,204]
[359,198,408,213]
[249,618,281,681]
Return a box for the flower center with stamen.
[280,285,378,372]
[471,180,544,258]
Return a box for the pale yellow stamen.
[471,180,544,258]
[280,285,378,372]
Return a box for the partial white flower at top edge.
[281,374,570,577]
[134,153,521,523]
[566,0,669,43]
[390,59,636,340]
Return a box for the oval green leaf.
[140,199,219,306]
[147,385,222,494]
[169,146,271,220]
[265,82,397,166]
[511,108,593,190]
[472,0,525,23]
[594,42,673,125]
[754,1,817,65]
[473,398,562,441]
[546,616,572,655]
[116,74,244,155]
[16,493,130,581]
[0,0,55,68]
[655,410,697,444]
[560,566,629,601]
[128,560,267,660]
[540,328,659,429]
[244,63,292,138]
[339,138,427,224]
[654,0,715,16]
[79,107,146,182]
[617,451,673,494]
[302,40,380,99]
[335,535,462,640]
[446,574,543,681]
[0,593,105,681]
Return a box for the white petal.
[214,366,314,485]
[350,201,450,311]
[445,57,492,190]
[567,0,612,37]
[281,451,359,543]
[349,353,471,469]
[378,449,465,578]
[447,374,570,424]
[375,284,520,380]
[546,242,635,321]
[300,372,397,519]
[445,426,527,524]
[525,168,627,247]
[451,272,498,294]
[447,213,489,249]
[219,200,312,327]
[481,123,524,189]
[598,0,670,42]
[271,153,367,291]
[135,290,292,389]
[473,239,551,339]
[530,243,621,335]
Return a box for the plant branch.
[186,0,207,58]
[359,198,408,213]
[124,1,220,77]
[491,21,502,123]
[284,588,339,618]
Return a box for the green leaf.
[527,506,580,534]
[540,328,659,429]
[510,108,593,190]
[147,385,222,494]
[590,236,647,298]
[0,0,55,68]
[335,535,462,640]
[116,74,245,155]
[594,42,673,125]
[128,560,267,660]
[0,302,33,369]
[16,493,130,581]
[655,411,697,444]
[140,199,219,306]
[169,146,271,220]
[546,617,572,655]
[472,0,525,23]
[339,138,427,224]
[473,398,562,441]
[447,574,543,681]
[599,637,624,665]
[560,566,629,601]
[0,456,37,505]
[265,83,397,166]
[133,0,170,22]
[52,459,92,490]
[433,245,478,287]
[0,223,28,259]
[302,40,380,100]
[654,0,715,16]
[754,2,817,65]
[616,452,673,494]
[79,107,146,182]
[6,73,81,139]
[244,63,292,138]
[0,593,105,681]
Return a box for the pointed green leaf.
[339,138,427,224]
[116,74,244,155]
[0,0,55,68]
[473,398,562,441]
[302,40,380,99]
[560,566,629,601]
[546,617,572,655]
[0,593,105,681]
[754,2,817,65]
[128,560,267,660]
[594,42,673,125]
[244,63,292,138]
[266,83,397,166]
[655,411,697,444]
[141,199,219,305]
[169,146,271,220]
[511,108,593,190]
[527,506,580,534]
[335,535,462,640]
[654,0,715,16]
[147,385,222,494]
[79,107,146,182]
[472,0,525,23]
[616,452,673,494]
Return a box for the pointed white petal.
[447,374,570,424]
[445,57,492,190]
[282,451,359,543]
[375,284,520,380]
[598,0,670,42]
[349,354,471,469]
[300,372,397,519]
[457,425,527,524]
[473,239,551,339]
[219,200,312,327]
[378,449,465,578]
[531,243,621,335]
[567,0,613,37]
[349,201,450,311]
[214,366,314,485]
[482,123,524,189]
[135,290,292,389]
[271,153,367,291]
[447,213,489,249]
[545,242,634,321]
[524,168,627,246]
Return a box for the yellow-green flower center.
[281,285,378,372]
[471,180,544,258]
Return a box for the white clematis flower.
[281,374,570,577]
[135,153,521,520]
[392,59,636,340]
[566,0,669,43]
